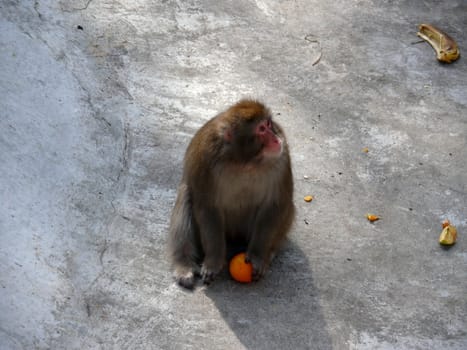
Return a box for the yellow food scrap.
[362,147,369,153]
[304,195,313,202]
[442,219,450,229]
[366,214,379,222]
[439,224,457,246]
[417,24,460,63]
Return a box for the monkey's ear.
[223,128,233,143]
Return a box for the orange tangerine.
[229,252,253,283]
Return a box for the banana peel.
[417,24,460,63]
[439,222,457,246]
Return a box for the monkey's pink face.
[256,119,283,158]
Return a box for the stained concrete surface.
[1,0,466,349]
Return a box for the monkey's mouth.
[262,138,283,159]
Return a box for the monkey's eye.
[257,118,273,134]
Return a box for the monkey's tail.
[168,183,202,271]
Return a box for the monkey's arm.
[246,203,285,280]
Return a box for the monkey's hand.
[245,253,268,281]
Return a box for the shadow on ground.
[204,241,332,350]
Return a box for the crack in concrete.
[61,0,94,12]
[0,327,27,350]
[98,240,109,266]
[33,0,43,20]
[116,122,131,184]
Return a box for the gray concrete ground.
[1,0,466,349]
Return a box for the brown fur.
[168,100,295,289]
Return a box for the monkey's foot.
[174,270,196,290]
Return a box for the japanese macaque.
[168,99,294,289]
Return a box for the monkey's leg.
[168,184,201,289]
[195,205,226,284]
